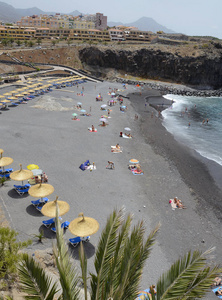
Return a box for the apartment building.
[0,26,35,40]
[17,13,106,31]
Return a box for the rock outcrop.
[79,45,222,89]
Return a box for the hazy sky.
[2,0,222,38]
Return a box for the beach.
[0,80,221,299]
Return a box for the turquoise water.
[162,94,222,166]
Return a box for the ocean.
[162,94,222,167]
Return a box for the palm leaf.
[156,248,222,300]
[91,207,125,300]
[106,213,132,297]
[18,253,58,300]
[114,222,160,300]
[53,204,80,300]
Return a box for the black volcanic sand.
[128,88,222,218]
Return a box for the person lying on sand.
[215,288,222,296]
[212,277,222,287]
[173,197,186,209]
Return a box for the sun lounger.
[42,217,62,228]
[69,236,90,247]
[14,184,30,195]
[31,197,49,207]
[51,221,70,233]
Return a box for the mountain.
[0,2,82,22]
[69,10,82,17]
[108,17,175,34]
[16,7,47,17]
[0,1,22,22]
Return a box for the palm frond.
[18,253,58,300]
[53,204,80,300]
[90,207,125,300]
[114,222,160,300]
[157,248,222,300]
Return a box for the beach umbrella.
[8,96,17,100]
[101,104,107,108]
[69,212,99,237]
[41,196,70,218]
[27,164,39,170]
[111,92,116,96]
[0,149,4,154]
[121,105,126,109]
[15,94,24,97]
[10,164,33,185]
[124,127,131,131]
[72,113,78,117]
[0,95,4,98]
[99,117,107,122]
[0,153,13,171]
[77,102,82,105]
[129,159,139,164]
[136,289,151,300]
[80,109,86,113]
[1,99,11,103]
[28,183,54,198]
[32,169,43,176]
[3,93,11,96]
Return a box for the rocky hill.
[1,38,222,89]
[78,40,222,89]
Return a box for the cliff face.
[79,46,222,89]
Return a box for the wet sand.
[0,81,221,299]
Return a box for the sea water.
[161,94,222,166]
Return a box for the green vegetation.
[17,207,221,300]
[16,40,21,47]
[37,38,42,45]
[0,227,32,281]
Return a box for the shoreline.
[127,88,222,221]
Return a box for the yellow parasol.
[41,196,70,218]
[28,182,54,198]
[27,164,39,170]
[10,164,33,185]
[69,213,99,237]
[0,149,4,154]
[1,99,11,103]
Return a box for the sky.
[2,0,222,38]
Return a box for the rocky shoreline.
[116,77,222,97]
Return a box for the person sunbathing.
[174,197,186,209]
[116,144,120,149]
[136,165,143,174]
[212,277,222,287]
[215,288,222,296]
[107,161,115,169]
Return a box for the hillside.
[108,17,175,33]
[1,38,222,89]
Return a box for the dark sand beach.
[0,80,221,299]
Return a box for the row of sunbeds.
[30,197,90,247]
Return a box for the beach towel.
[79,160,90,171]
[169,199,177,210]
[86,165,96,171]
[132,171,144,175]
[88,127,97,132]
[122,133,132,139]
[212,287,222,299]
[72,119,80,121]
